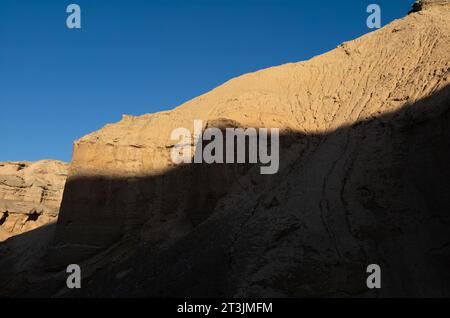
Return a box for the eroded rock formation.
[1,2,449,297]
[0,161,68,242]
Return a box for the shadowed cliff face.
[1,85,447,298]
[0,4,449,297]
[57,85,449,298]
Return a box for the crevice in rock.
[26,211,40,222]
[0,211,8,226]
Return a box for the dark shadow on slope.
[0,222,57,297]
[1,85,449,297]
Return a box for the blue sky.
[0,0,414,162]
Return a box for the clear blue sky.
[0,0,414,162]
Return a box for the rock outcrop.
[411,0,450,12]
[1,3,449,297]
[0,161,68,242]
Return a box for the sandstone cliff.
[0,161,68,242]
[1,2,449,297]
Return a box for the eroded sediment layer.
[0,160,68,242]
